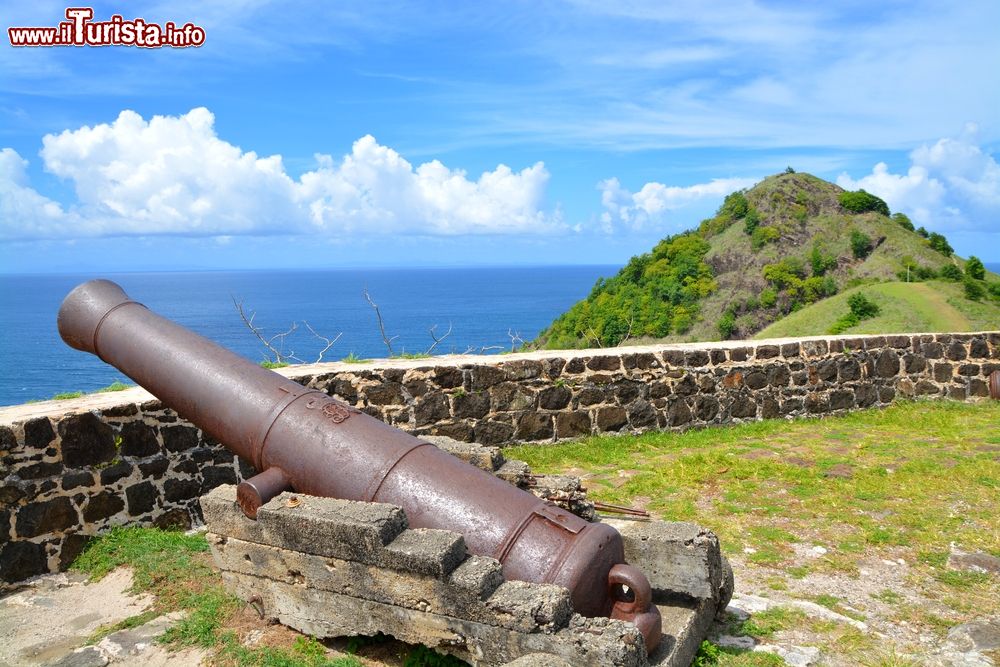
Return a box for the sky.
[1,1,998,273]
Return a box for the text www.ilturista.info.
[8,7,205,48]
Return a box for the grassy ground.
[754,280,1000,339]
[509,400,1000,665]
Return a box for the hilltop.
[535,171,1000,348]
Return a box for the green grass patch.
[86,610,160,645]
[260,360,290,369]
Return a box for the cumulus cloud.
[1,108,559,240]
[837,127,999,231]
[598,176,758,232]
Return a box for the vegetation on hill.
[534,171,1000,348]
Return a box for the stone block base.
[203,485,725,666]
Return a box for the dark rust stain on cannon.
[58,279,662,652]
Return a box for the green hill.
[535,171,1000,348]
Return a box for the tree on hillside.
[965,256,985,280]
[839,189,890,216]
[891,212,914,231]
[850,230,873,259]
[928,232,953,256]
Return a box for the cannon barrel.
[58,279,662,651]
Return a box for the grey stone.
[603,519,725,603]
[126,481,158,516]
[945,618,1000,652]
[160,425,200,452]
[587,355,622,372]
[99,461,133,485]
[58,413,116,468]
[0,539,47,582]
[23,417,56,449]
[118,421,160,457]
[454,392,491,418]
[555,411,591,439]
[947,546,1000,575]
[16,496,77,537]
[382,528,467,577]
[503,655,575,667]
[83,491,125,523]
[515,413,554,441]
[415,393,451,425]
[596,406,628,431]
[44,646,109,667]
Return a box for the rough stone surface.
[604,519,727,604]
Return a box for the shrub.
[850,230,873,259]
[916,226,929,238]
[891,212,914,231]
[718,311,736,339]
[964,278,985,301]
[848,292,880,319]
[839,189,890,216]
[760,287,778,308]
[743,208,761,235]
[965,256,985,280]
[751,225,779,250]
[988,282,1000,300]
[940,264,963,281]
[719,191,749,220]
[928,232,953,256]
[784,166,796,174]
[810,243,838,277]
[830,292,880,334]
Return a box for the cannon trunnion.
[58,279,662,652]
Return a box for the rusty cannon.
[58,279,663,652]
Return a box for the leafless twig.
[233,297,301,364]
[585,327,603,349]
[479,345,504,353]
[507,328,525,352]
[616,315,635,347]
[303,321,342,363]
[363,288,398,356]
[426,322,453,355]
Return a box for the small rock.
[945,618,1000,652]
[715,635,756,650]
[811,546,828,556]
[44,647,109,667]
[744,547,757,554]
[947,546,1000,575]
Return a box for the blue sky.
[1,1,998,273]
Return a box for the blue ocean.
[0,267,616,407]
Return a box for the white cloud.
[598,176,758,232]
[0,147,73,236]
[836,128,999,231]
[1,108,559,240]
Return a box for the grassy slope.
[754,281,1000,339]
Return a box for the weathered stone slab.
[222,571,647,667]
[603,518,727,603]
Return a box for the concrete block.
[603,519,725,603]
[381,528,467,577]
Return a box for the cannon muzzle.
[59,279,662,652]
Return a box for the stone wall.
[2,331,998,584]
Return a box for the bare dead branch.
[362,288,397,356]
[585,327,603,349]
[234,296,298,364]
[303,321,343,363]
[616,315,635,347]
[507,328,525,352]
[479,345,505,353]
[426,322,453,355]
